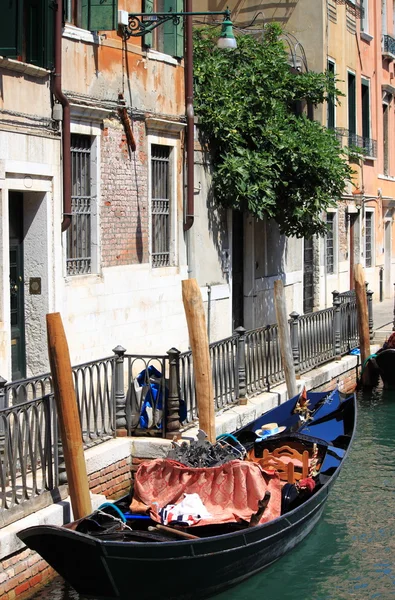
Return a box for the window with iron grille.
[326,213,335,275]
[67,134,92,276]
[365,211,373,268]
[151,144,172,268]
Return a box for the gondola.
[362,348,395,388]
[18,387,356,600]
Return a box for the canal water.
[31,386,395,600]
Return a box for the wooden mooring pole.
[354,264,371,386]
[47,312,92,520]
[182,279,216,443]
[274,280,298,399]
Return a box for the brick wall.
[88,456,132,498]
[0,548,56,600]
[101,118,149,267]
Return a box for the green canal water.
[31,387,395,600]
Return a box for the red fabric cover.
[130,458,282,527]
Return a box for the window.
[327,60,336,130]
[151,145,172,268]
[361,78,371,152]
[143,0,184,58]
[365,211,373,268]
[382,0,387,35]
[383,102,389,175]
[65,0,118,31]
[67,135,94,275]
[0,0,54,69]
[348,72,356,145]
[326,213,335,275]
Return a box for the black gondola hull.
[18,389,356,600]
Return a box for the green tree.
[193,24,353,238]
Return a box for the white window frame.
[65,122,101,277]
[148,135,178,270]
[325,209,338,276]
[327,58,336,130]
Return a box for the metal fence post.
[235,326,247,404]
[367,288,374,340]
[0,377,7,477]
[113,345,127,436]
[166,347,181,439]
[289,312,300,374]
[332,290,342,358]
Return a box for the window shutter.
[82,0,118,31]
[0,0,23,59]
[143,0,154,49]
[163,0,184,58]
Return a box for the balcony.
[334,128,377,159]
[382,34,395,61]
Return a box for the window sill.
[63,24,101,44]
[0,57,50,78]
[378,174,395,181]
[360,32,373,43]
[146,50,179,66]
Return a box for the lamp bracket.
[124,10,231,39]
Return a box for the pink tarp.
[130,458,282,527]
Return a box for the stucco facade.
[0,0,233,381]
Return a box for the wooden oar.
[47,313,92,520]
[182,279,216,443]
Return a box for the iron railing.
[334,128,377,158]
[0,394,58,513]
[0,287,370,512]
[383,34,395,58]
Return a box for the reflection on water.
[31,387,395,600]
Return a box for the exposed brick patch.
[101,118,149,267]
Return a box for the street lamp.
[122,8,237,49]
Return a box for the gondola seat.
[248,445,310,485]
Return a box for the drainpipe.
[183,0,194,232]
[53,0,72,232]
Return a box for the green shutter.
[24,0,54,69]
[81,0,118,31]
[143,0,154,49]
[0,0,23,59]
[163,0,184,58]
[175,0,184,58]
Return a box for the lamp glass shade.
[217,18,237,50]
[217,36,237,49]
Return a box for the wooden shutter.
[0,0,23,59]
[163,0,184,58]
[143,0,154,49]
[81,0,118,31]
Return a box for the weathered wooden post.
[113,345,127,436]
[182,279,216,443]
[354,264,371,379]
[46,313,92,519]
[274,280,297,399]
[235,326,247,404]
[166,347,181,438]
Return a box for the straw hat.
[254,422,286,440]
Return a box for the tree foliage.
[193,24,353,238]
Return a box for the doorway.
[9,192,26,380]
